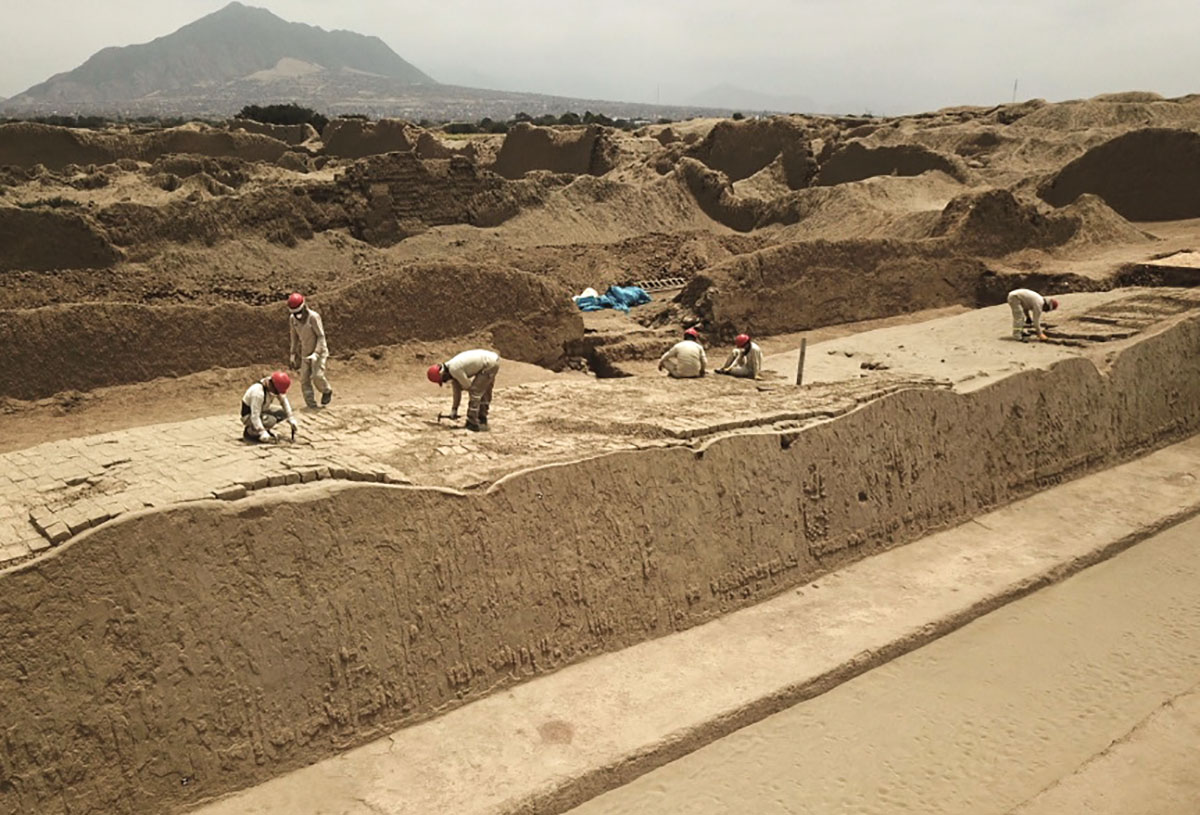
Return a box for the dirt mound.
[491,123,619,179]
[321,118,419,158]
[681,238,989,337]
[929,189,1077,256]
[815,141,969,186]
[149,154,251,188]
[230,118,318,145]
[1056,193,1158,249]
[1038,128,1200,220]
[0,122,120,170]
[685,116,815,186]
[1013,99,1200,131]
[1092,91,1165,103]
[0,262,582,399]
[137,124,289,163]
[0,206,120,271]
[96,186,341,255]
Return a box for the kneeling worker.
[1007,288,1059,341]
[716,333,763,379]
[428,349,501,432]
[242,371,298,442]
[658,327,707,378]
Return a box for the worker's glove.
[258,430,273,443]
[290,357,300,370]
[449,412,459,420]
[306,353,318,363]
[288,418,298,429]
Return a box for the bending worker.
[242,371,297,443]
[1007,288,1059,341]
[288,292,333,408]
[428,349,501,432]
[658,327,707,378]
[716,333,763,379]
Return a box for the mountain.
[7,2,434,107]
[1,3,739,122]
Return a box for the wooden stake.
[795,337,807,386]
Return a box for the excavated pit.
[2,300,1199,815]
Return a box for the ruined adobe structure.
[4,94,1200,812]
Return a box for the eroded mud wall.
[0,264,583,400]
[683,239,990,336]
[2,316,1199,814]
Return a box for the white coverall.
[659,340,707,378]
[1007,289,1050,339]
[290,308,331,407]
[718,341,763,378]
[241,380,295,442]
[446,349,501,427]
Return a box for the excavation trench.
[2,309,1199,815]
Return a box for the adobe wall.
[2,315,1198,814]
[0,263,582,400]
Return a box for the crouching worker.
[241,371,297,443]
[658,327,707,378]
[716,333,763,379]
[428,349,501,432]
[1007,288,1059,341]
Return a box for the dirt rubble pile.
[0,262,581,399]
[2,313,1198,815]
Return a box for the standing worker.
[658,327,707,378]
[241,371,297,443]
[715,333,763,379]
[428,349,501,432]
[1007,288,1059,341]
[288,292,333,408]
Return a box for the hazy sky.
[2,0,1199,114]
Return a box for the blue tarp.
[575,285,652,313]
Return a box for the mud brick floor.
[0,373,943,566]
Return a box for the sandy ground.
[567,514,1200,815]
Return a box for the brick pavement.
[0,372,941,567]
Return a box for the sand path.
[568,515,1200,815]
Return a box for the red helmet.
[270,371,291,394]
[287,292,305,312]
[427,364,443,385]
[684,327,700,339]
[1048,298,1059,311]
[735,333,751,347]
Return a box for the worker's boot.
[321,389,333,406]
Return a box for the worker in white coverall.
[242,371,298,443]
[715,333,763,379]
[428,349,501,432]
[1007,288,1059,341]
[288,292,333,408]
[658,327,707,378]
